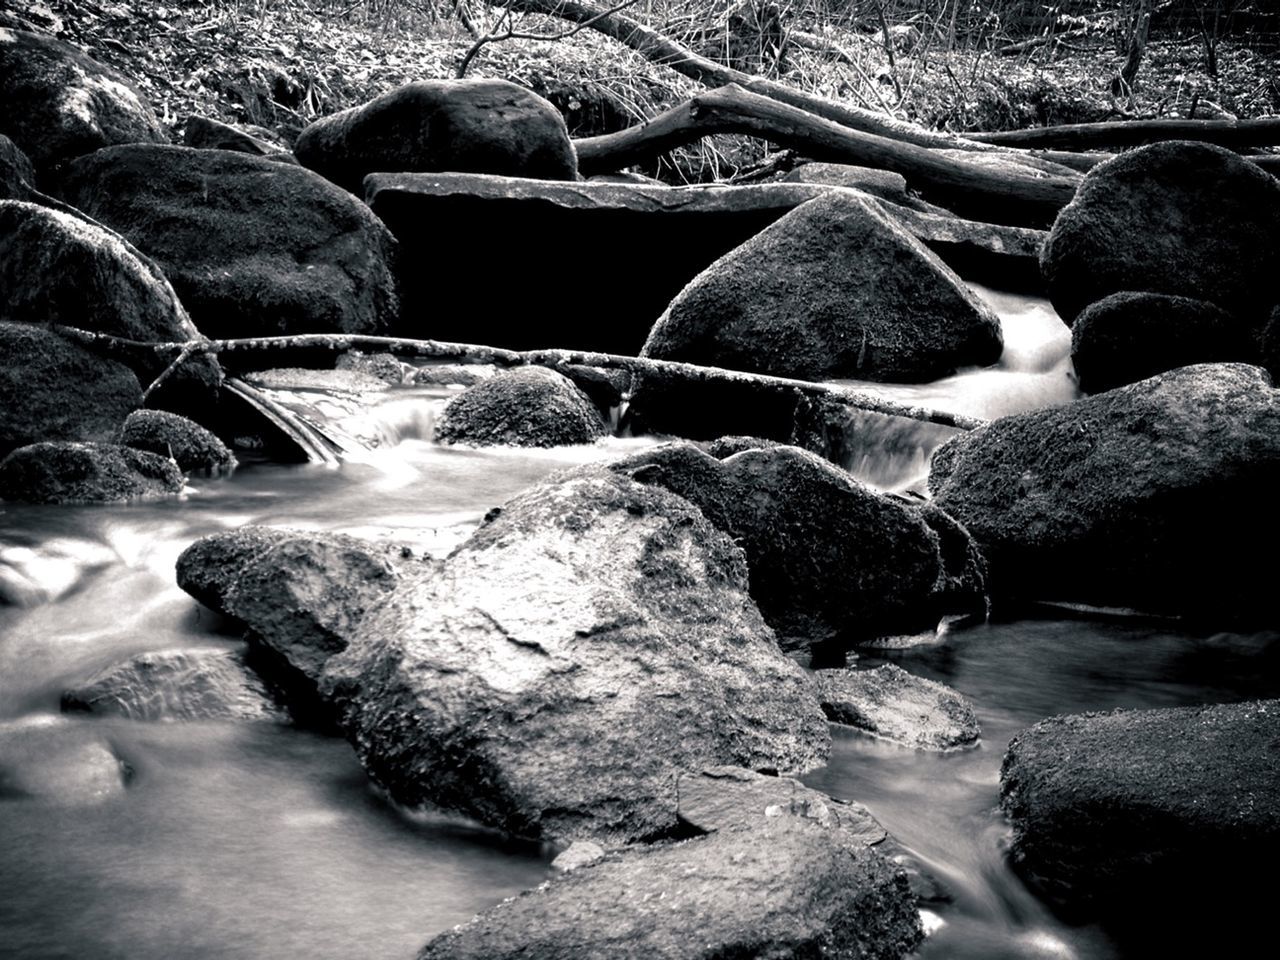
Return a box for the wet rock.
[0,441,183,504]
[418,816,922,960]
[433,366,607,448]
[367,173,1030,350]
[182,115,296,163]
[915,502,989,621]
[0,28,165,182]
[60,144,399,340]
[294,79,577,194]
[0,134,37,199]
[929,363,1280,620]
[0,323,141,458]
[321,469,830,843]
[1071,291,1256,394]
[0,718,129,805]
[335,350,403,385]
[609,441,966,650]
[175,525,298,616]
[1001,699,1280,918]
[410,363,497,387]
[1040,140,1280,327]
[641,192,1004,383]
[550,840,605,873]
[815,664,980,750]
[61,646,286,722]
[120,409,235,475]
[0,199,222,404]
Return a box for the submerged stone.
[0,718,129,805]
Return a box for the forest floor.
[3,0,1278,181]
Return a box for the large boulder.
[366,173,1036,349]
[61,646,287,722]
[1040,140,1280,327]
[0,28,165,183]
[433,366,607,447]
[294,79,577,194]
[0,134,37,199]
[609,441,979,650]
[120,409,236,475]
[0,323,141,458]
[0,441,183,504]
[320,468,830,843]
[418,816,922,960]
[641,192,1004,383]
[1001,699,1280,925]
[0,199,221,403]
[929,363,1280,619]
[1070,291,1255,394]
[814,664,980,750]
[59,144,399,339]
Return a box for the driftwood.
[996,26,1090,57]
[52,326,987,432]
[485,0,993,153]
[971,117,1280,151]
[575,85,1078,227]
[222,378,342,466]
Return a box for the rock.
[411,363,497,387]
[418,817,922,960]
[320,469,830,843]
[641,192,1004,383]
[0,199,222,404]
[182,115,296,163]
[815,664,980,750]
[0,717,129,805]
[433,366,607,448]
[0,133,37,199]
[335,350,403,385]
[1000,699,1280,921]
[915,502,989,621]
[0,441,183,504]
[929,363,1280,619]
[1071,291,1255,394]
[294,79,577,194]
[59,144,399,340]
[1040,140,1280,327]
[550,840,605,873]
[0,323,141,458]
[175,527,407,719]
[61,646,286,722]
[366,173,1032,350]
[609,441,967,649]
[0,28,165,182]
[120,409,236,475]
[782,162,913,205]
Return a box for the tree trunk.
[969,117,1280,151]
[574,85,1078,227]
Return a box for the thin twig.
[456,0,641,78]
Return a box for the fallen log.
[970,117,1280,151]
[52,326,987,432]
[574,84,1079,227]
[485,0,993,153]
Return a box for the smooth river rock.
[433,366,607,447]
[815,664,981,750]
[0,441,183,504]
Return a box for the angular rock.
[0,28,165,181]
[0,718,129,805]
[61,646,286,722]
[0,199,222,402]
[433,366,607,447]
[641,192,1004,383]
[418,817,922,960]
[366,173,1033,350]
[182,115,296,163]
[121,409,235,475]
[0,441,183,504]
[1040,140,1280,327]
[0,322,141,458]
[929,363,1280,619]
[1001,699,1280,916]
[609,441,965,649]
[1071,291,1255,394]
[60,144,399,339]
[782,162,913,205]
[815,664,980,750]
[321,469,830,843]
[295,79,577,194]
[335,350,403,385]
[0,133,37,199]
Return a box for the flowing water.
[2,287,1273,959]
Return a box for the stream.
[3,285,1276,959]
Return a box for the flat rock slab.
[366,173,1044,352]
[1001,699,1280,919]
[815,664,980,750]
